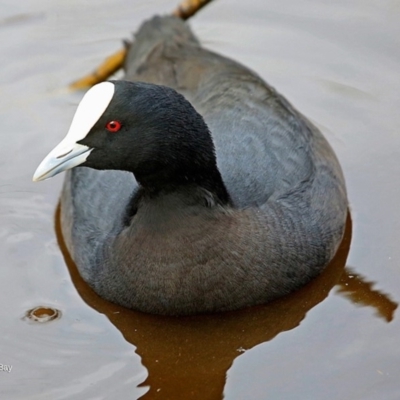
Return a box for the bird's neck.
[124,171,232,228]
[134,167,231,205]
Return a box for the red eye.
[106,120,122,132]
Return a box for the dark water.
[1,0,399,399]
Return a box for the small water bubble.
[23,306,61,323]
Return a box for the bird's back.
[124,16,345,210]
[60,16,348,315]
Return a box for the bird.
[33,16,348,316]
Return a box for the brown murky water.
[1,0,399,399]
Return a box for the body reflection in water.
[54,209,396,399]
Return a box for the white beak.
[32,140,92,182]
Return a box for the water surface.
[1,0,399,399]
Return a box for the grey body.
[61,16,347,315]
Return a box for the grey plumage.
[60,16,347,315]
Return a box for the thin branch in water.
[336,267,398,322]
[172,0,214,20]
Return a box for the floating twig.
[172,0,214,20]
